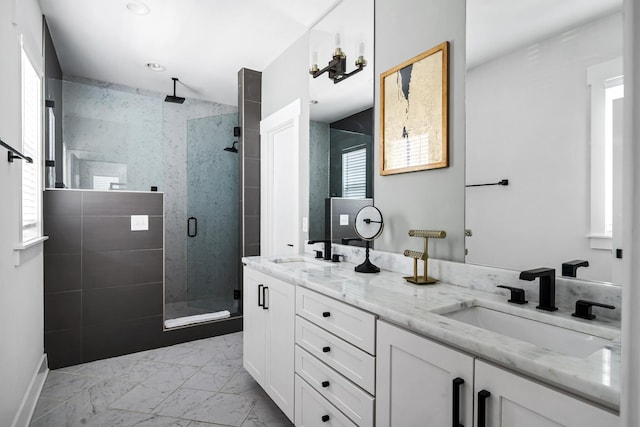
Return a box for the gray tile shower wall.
[44,189,164,368]
[44,189,243,369]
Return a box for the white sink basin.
[270,257,325,269]
[442,306,613,357]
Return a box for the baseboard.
[11,354,48,427]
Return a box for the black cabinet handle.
[321,380,330,388]
[187,217,197,237]
[262,286,268,310]
[452,377,464,427]
[321,415,330,422]
[322,311,331,318]
[477,390,491,427]
[258,284,264,308]
[322,346,331,353]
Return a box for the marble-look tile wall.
[305,243,622,321]
[185,114,239,313]
[162,99,237,304]
[61,79,163,191]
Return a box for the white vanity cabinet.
[243,267,295,421]
[474,360,618,427]
[295,287,376,427]
[377,320,619,427]
[376,320,474,427]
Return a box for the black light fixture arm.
[1,138,33,163]
[310,49,367,84]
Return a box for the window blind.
[342,147,367,198]
[21,48,41,242]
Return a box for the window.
[587,58,623,249]
[93,175,120,191]
[342,147,366,198]
[21,46,42,243]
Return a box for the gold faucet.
[403,230,446,284]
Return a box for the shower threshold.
[164,310,231,329]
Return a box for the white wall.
[621,0,640,425]
[0,0,45,425]
[262,33,310,250]
[465,13,622,281]
[374,0,466,260]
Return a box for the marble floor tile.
[73,353,142,379]
[30,397,63,422]
[110,363,198,413]
[156,388,257,426]
[144,344,216,367]
[30,332,280,427]
[38,371,99,401]
[189,422,232,427]
[182,358,242,392]
[31,377,137,427]
[84,409,192,427]
[241,397,294,427]
[221,369,268,397]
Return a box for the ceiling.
[467,0,623,69]
[39,0,340,106]
[40,1,625,111]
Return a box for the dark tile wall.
[326,198,374,247]
[238,68,262,258]
[44,189,242,368]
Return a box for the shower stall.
[164,109,241,324]
[46,77,242,328]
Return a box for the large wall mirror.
[465,0,623,283]
[308,0,374,247]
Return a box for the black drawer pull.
[321,380,330,388]
[322,311,331,318]
[257,284,264,307]
[477,389,491,427]
[322,415,330,422]
[452,377,464,427]
[322,346,331,353]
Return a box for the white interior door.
[260,99,301,257]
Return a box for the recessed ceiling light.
[126,1,151,15]
[146,62,166,72]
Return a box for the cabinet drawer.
[296,287,376,354]
[296,316,375,394]
[295,375,358,427]
[296,345,374,427]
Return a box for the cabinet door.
[376,320,474,427]
[474,360,619,427]
[243,268,267,387]
[265,276,295,421]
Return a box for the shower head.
[165,77,185,104]
[224,141,239,153]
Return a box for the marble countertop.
[242,255,621,411]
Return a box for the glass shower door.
[186,113,240,315]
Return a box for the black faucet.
[308,240,332,261]
[519,268,558,312]
[561,260,589,277]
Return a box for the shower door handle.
[187,217,197,237]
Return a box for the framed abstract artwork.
[380,41,449,175]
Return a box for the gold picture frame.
[380,41,449,175]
